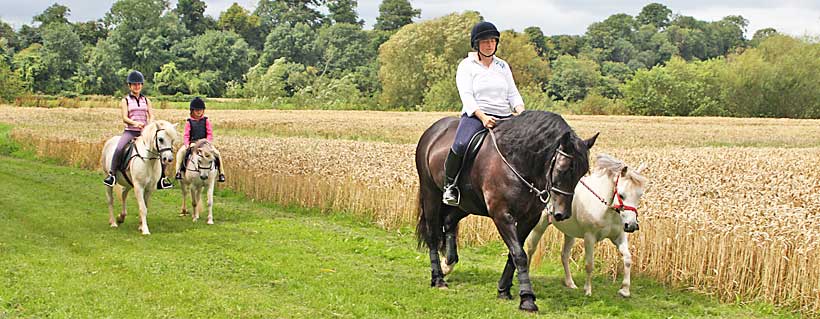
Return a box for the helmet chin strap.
[477,48,497,61]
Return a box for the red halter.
[579,174,638,216]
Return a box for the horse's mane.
[191,139,213,153]
[494,111,590,179]
[142,120,179,143]
[594,153,647,188]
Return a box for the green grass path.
[0,156,792,318]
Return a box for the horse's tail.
[415,188,426,250]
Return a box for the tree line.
[0,1,818,118]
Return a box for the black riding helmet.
[471,21,501,57]
[127,70,145,84]
[190,97,206,110]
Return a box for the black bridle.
[489,130,575,204]
[136,128,174,160]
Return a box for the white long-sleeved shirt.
[455,52,524,117]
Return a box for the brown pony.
[415,111,597,312]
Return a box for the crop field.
[1,105,819,315]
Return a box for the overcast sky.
[1,0,819,37]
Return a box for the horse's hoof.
[431,278,448,289]
[117,218,125,224]
[618,288,631,298]
[109,223,118,228]
[498,291,513,300]
[440,259,453,277]
[207,220,214,225]
[519,299,539,312]
[565,282,578,289]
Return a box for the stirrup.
[217,174,226,183]
[158,178,174,190]
[174,172,182,180]
[442,185,460,206]
[103,174,116,187]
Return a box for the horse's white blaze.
[524,154,648,297]
[101,121,179,235]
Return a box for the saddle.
[454,129,489,189]
[116,138,138,186]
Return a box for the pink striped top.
[125,94,149,131]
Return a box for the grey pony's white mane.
[593,154,647,187]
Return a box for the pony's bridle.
[145,128,174,158]
[489,130,575,204]
[136,128,174,160]
[186,150,215,172]
[579,174,638,216]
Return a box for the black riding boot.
[442,149,464,206]
[215,156,226,182]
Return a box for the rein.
[488,129,574,204]
[186,150,215,172]
[134,127,173,160]
[579,174,638,215]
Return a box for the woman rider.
[442,21,525,205]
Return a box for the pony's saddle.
[116,138,139,174]
[455,129,489,183]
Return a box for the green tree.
[34,3,70,26]
[40,23,83,93]
[327,0,363,26]
[74,20,108,46]
[548,55,600,102]
[153,61,188,94]
[73,38,123,95]
[636,3,672,29]
[585,13,637,62]
[496,30,551,91]
[720,35,820,118]
[622,56,724,116]
[0,59,26,102]
[175,0,214,35]
[106,0,184,81]
[523,26,548,57]
[12,44,45,92]
[750,28,777,47]
[260,22,318,67]
[314,23,373,75]
[378,11,476,108]
[170,30,252,95]
[218,3,263,49]
[16,25,42,50]
[374,0,420,31]
[255,0,324,32]
[245,57,307,99]
[0,20,18,56]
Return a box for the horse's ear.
[559,131,572,147]
[636,163,648,174]
[585,132,600,149]
[173,123,179,128]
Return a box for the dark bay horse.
[415,111,598,312]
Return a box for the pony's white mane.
[142,120,179,143]
[593,154,647,187]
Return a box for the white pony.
[524,154,648,297]
[101,120,179,235]
[176,139,218,224]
